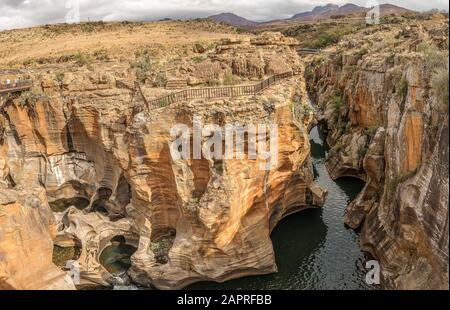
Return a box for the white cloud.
[0,0,448,31]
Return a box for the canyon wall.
[0,33,324,289]
[307,16,449,289]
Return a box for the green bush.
[395,76,408,101]
[130,56,152,83]
[331,90,343,123]
[150,242,161,252]
[93,49,109,61]
[56,72,65,83]
[222,74,240,86]
[190,197,200,204]
[73,52,90,67]
[358,144,368,157]
[154,72,167,87]
[355,48,369,60]
[332,142,344,152]
[365,125,379,138]
[208,79,221,86]
[192,55,205,63]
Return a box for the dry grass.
[0,20,251,67]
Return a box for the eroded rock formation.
[0,31,324,289]
[307,15,449,289]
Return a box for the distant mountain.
[290,3,413,21]
[208,3,415,28]
[290,3,339,20]
[378,3,414,15]
[209,13,258,27]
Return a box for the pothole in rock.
[52,245,82,268]
[149,228,176,264]
[99,236,137,274]
[91,186,128,221]
[49,197,90,212]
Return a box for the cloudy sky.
[0,0,448,31]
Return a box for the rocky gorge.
[306,14,449,289]
[0,27,325,289]
[0,13,448,291]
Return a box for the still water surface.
[187,125,371,289]
[101,126,372,290]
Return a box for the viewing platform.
[0,80,33,95]
[140,71,294,110]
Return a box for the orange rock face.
[0,188,74,289]
[308,18,448,289]
[401,111,423,173]
[0,33,324,289]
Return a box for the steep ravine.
[0,32,331,290]
[305,16,449,289]
[187,125,373,290]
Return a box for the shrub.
[430,62,449,108]
[154,72,167,87]
[192,55,205,63]
[208,79,221,86]
[73,52,90,67]
[190,197,200,204]
[331,90,343,123]
[417,42,447,74]
[222,74,240,86]
[150,242,161,252]
[365,125,379,138]
[358,144,368,157]
[335,54,343,67]
[19,91,38,108]
[130,56,152,83]
[332,142,344,152]
[387,168,419,195]
[93,49,109,61]
[395,76,408,101]
[355,48,369,60]
[56,72,65,83]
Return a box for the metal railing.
[145,71,293,110]
[0,80,33,94]
[297,48,322,54]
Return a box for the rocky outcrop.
[0,187,75,289]
[307,16,449,289]
[0,32,324,289]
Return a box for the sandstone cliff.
[306,15,449,289]
[0,29,324,289]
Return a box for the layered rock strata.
[0,32,324,289]
[306,15,449,289]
